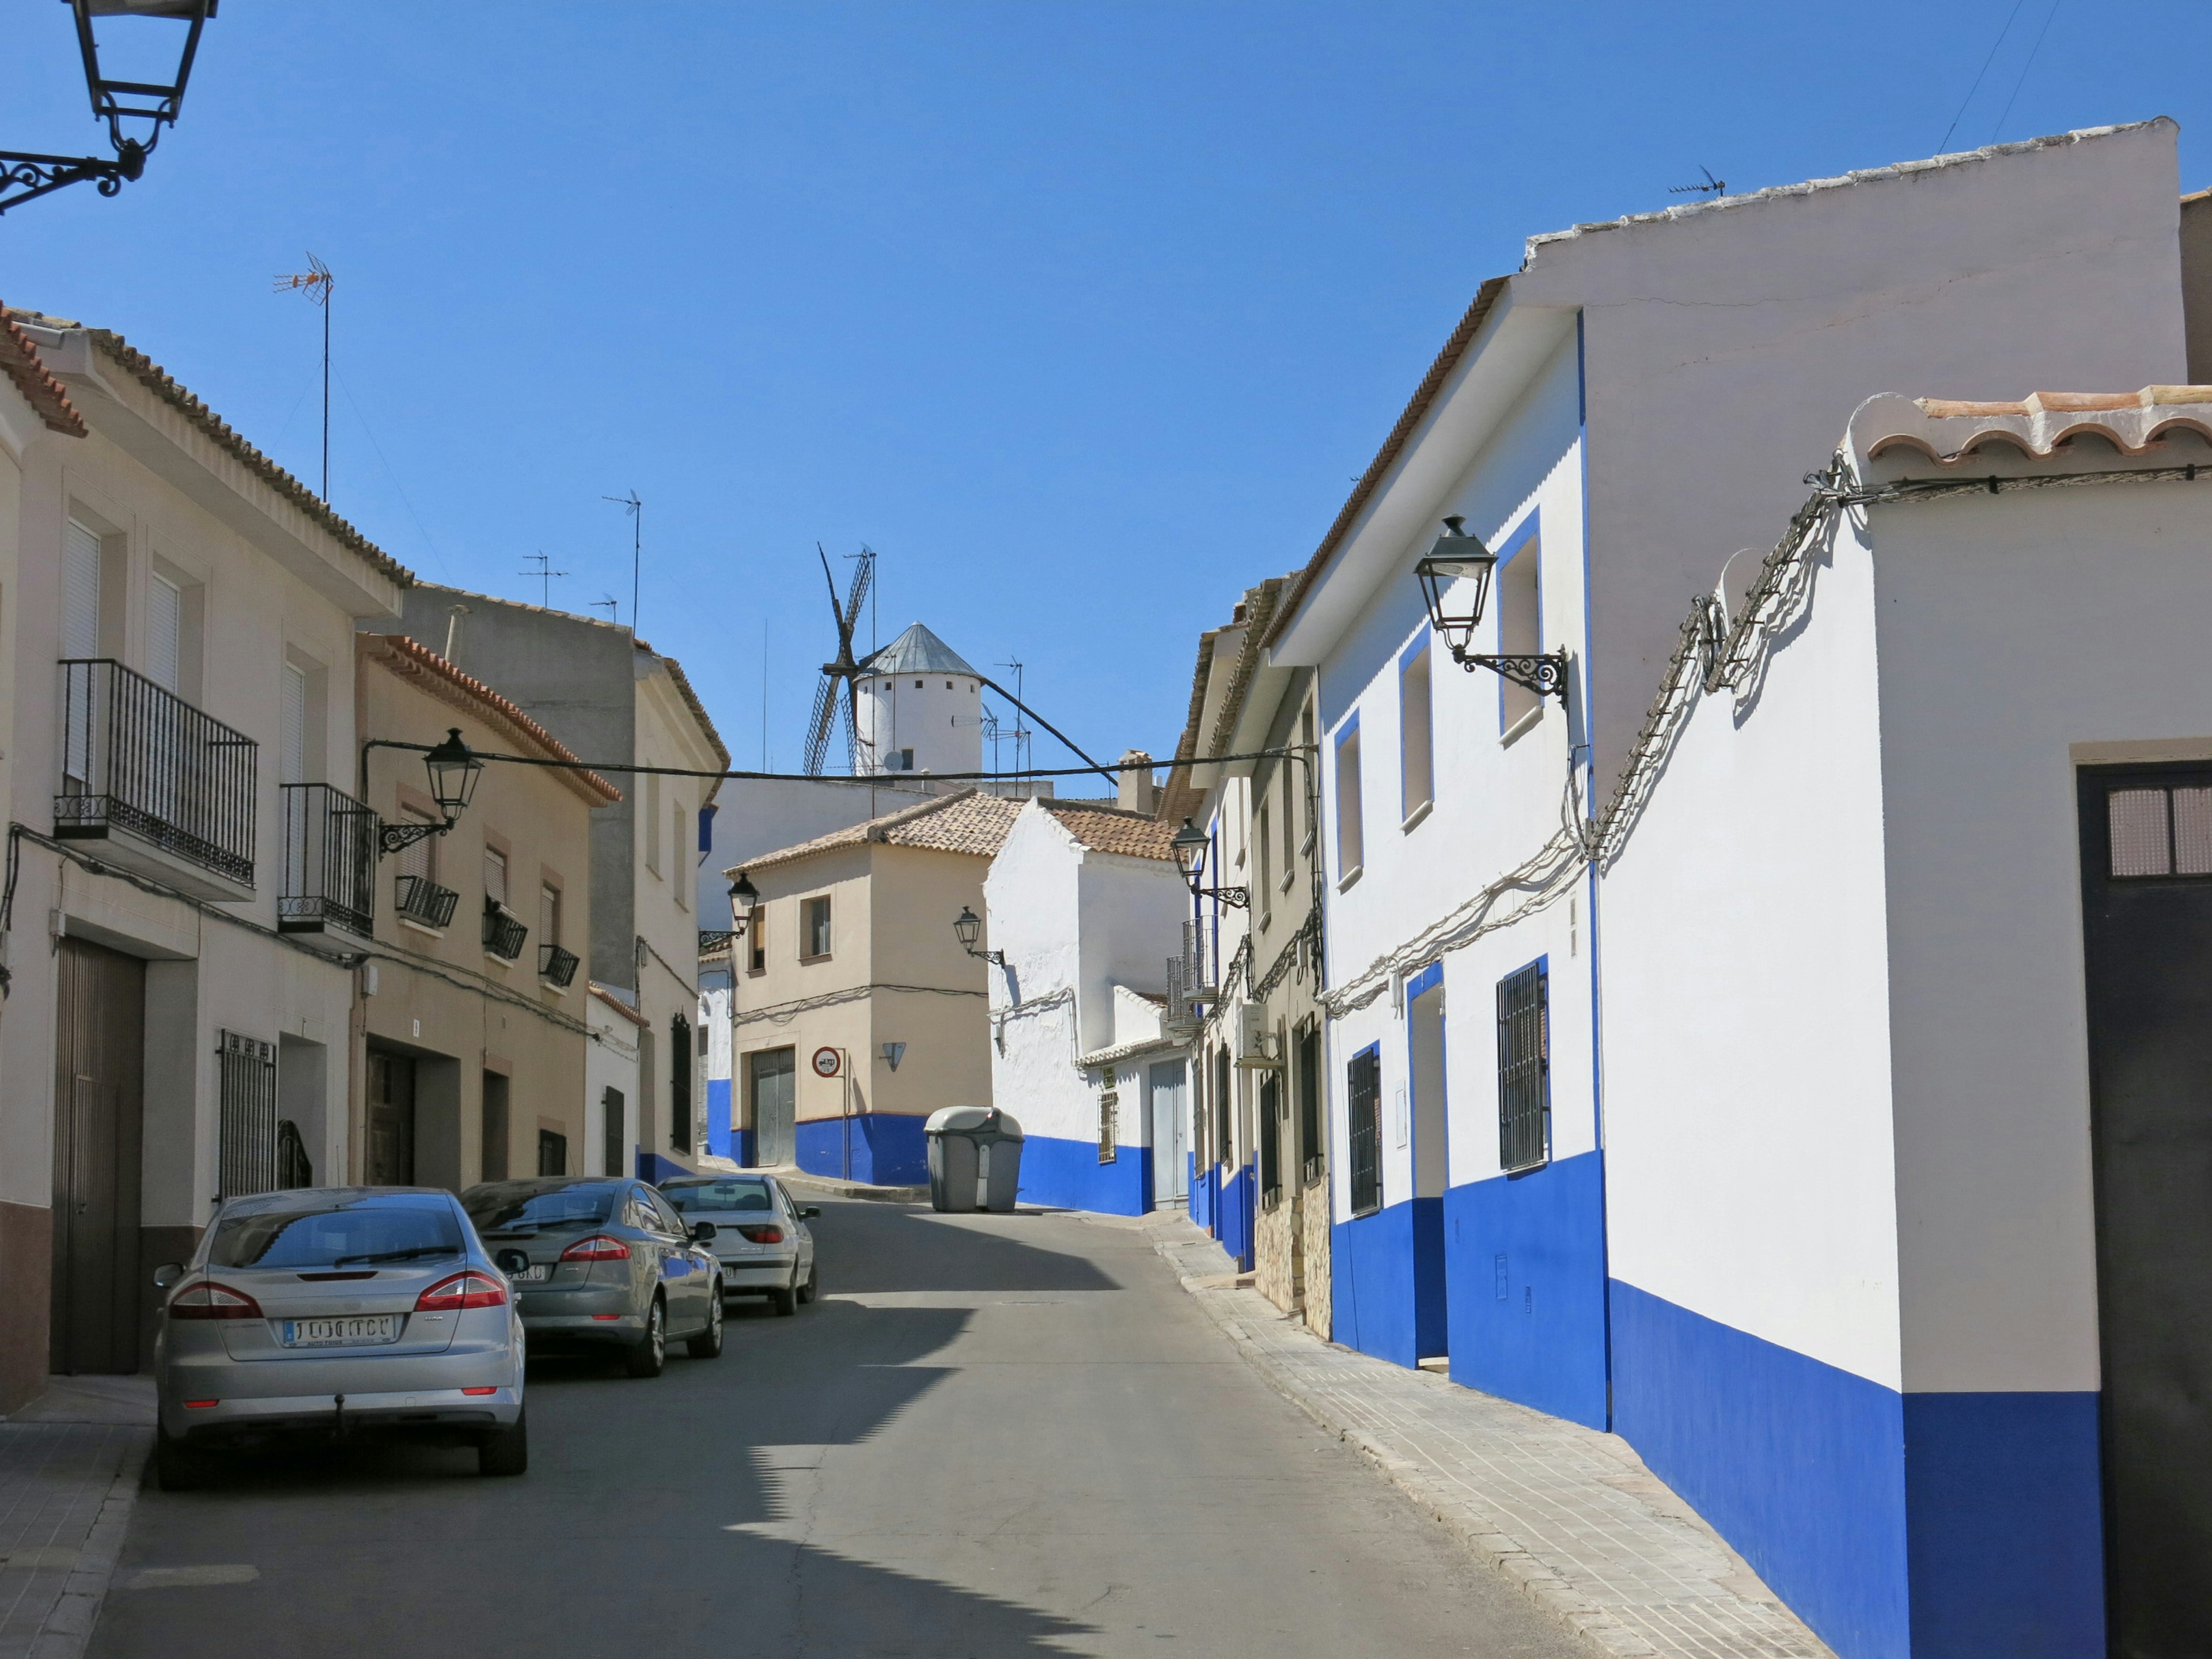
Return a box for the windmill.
[802,545,875,775]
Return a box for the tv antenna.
[995,657,1032,789]
[603,490,642,630]
[272,253,334,501]
[590,594,619,621]
[520,551,567,608]
[1668,166,1726,198]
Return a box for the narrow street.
[88,1200,1583,1659]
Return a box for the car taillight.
[737,1225,785,1244]
[167,1281,264,1320]
[559,1234,631,1262]
[414,1271,509,1312]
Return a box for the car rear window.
[464,1181,618,1233]
[663,1179,776,1214]
[210,1194,465,1270]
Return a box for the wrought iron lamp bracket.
[1192,884,1250,910]
[377,817,452,857]
[698,921,749,954]
[0,145,144,213]
[1449,648,1571,703]
[963,944,1008,967]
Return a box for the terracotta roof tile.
[1857,385,2212,465]
[736,789,1024,874]
[1038,797,1179,861]
[6,307,411,585]
[588,983,650,1027]
[0,305,85,436]
[362,634,623,807]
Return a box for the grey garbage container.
[925,1107,1025,1213]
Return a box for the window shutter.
[63,520,101,659]
[281,661,308,785]
[147,573,182,694]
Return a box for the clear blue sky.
[5,2,2207,774]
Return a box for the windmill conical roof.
[859,622,981,680]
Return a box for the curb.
[31,1427,151,1659]
[777,1171,929,1206]
[1145,1224,1817,1659]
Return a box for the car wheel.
[155,1425,218,1493]
[687,1287,725,1358]
[798,1257,819,1305]
[771,1269,798,1317]
[478,1404,529,1477]
[625,1297,666,1377]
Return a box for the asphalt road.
[90,1200,1585,1658]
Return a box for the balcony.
[539,943,580,987]
[483,899,528,963]
[393,873,459,930]
[55,658,257,901]
[278,783,375,954]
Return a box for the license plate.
[507,1264,550,1282]
[281,1315,401,1348]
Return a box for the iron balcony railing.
[539,943,580,987]
[55,658,257,885]
[483,899,528,963]
[393,873,460,929]
[278,783,375,938]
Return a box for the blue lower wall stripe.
[1016,1133,1152,1216]
[793,1113,929,1186]
[1330,1198,1442,1368]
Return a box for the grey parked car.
[151,1187,527,1491]
[659,1174,819,1316]
[460,1177,722,1375]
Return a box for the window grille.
[2107,785,2212,878]
[276,1118,313,1189]
[482,898,528,961]
[1259,1071,1281,1202]
[217,1031,277,1200]
[669,1014,694,1152]
[1497,961,1550,1173]
[1213,1045,1232,1169]
[1098,1084,1118,1164]
[1296,1024,1323,1182]
[1347,1047,1380,1215]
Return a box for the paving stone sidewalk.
[0,1380,154,1659]
[1141,1214,1834,1659]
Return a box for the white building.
[1252,123,2198,1659]
[855,622,984,778]
[981,798,1184,1212]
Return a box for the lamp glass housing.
[422,728,482,822]
[73,0,214,145]
[729,872,760,918]
[1171,819,1209,883]
[953,906,983,951]
[1416,519,1496,657]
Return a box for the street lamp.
[1413,517,1570,704]
[1171,818,1247,909]
[2,1,218,216]
[953,905,1004,967]
[379,729,482,855]
[699,874,758,955]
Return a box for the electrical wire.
[1936,0,2027,154]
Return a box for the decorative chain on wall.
[1318,450,2211,1019]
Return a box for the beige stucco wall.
[355,654,596,1190]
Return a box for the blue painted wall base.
[793,1112,928,1186]
[731,1128,756,1168]
[1187,1153,1209,1229]
[1214,1160,1256,1270]
[636,1151,691,1184]
[705,1078,733,1160]
[1331,1198,1445,1368]
[1611,1279,2105,1659]
[1444,1149,1609,1430]
[1016,1133,1152,1215]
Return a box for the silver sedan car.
[151,1187,527,1491]
[460,1177,724,1374]
[658,1174,819,1315]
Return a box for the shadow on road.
[816,1200,1120,1295]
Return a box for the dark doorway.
[2078,763,2212,1657]
[750,1047,796,1167]
[601,1086,626,1178]
[481,1073,510,1183]
[51,938,145,1376]
[366,1048,416,1185]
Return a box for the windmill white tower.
[854,623,984,778]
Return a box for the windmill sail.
[802,546,876,775]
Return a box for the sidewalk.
[0,1377,155,1659]
[1142,1214,1834,1659]
[770,1166,929,1205]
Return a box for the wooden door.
[51,938,146,1376]
[366,1049,416,1185]
[2079,765,2212,1657]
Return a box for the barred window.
[1347,1046,1380,1216]
[1098,1084,1118,1165]
[1497,961,1550,1173]
[218,1031,277,1200]
[1259,1071,1282,1202]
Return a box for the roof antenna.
[590,595,619,621]
[603,490,642,631]
[272,253,335,502]
[519,551,567,608]
[1668,166,1726,198]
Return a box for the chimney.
[1116,750,1157,816]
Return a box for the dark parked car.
[460,1178,722,1376]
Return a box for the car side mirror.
[152,1263,184,1290]
[690,1221,717,1242]
[798,1207,821,1219]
